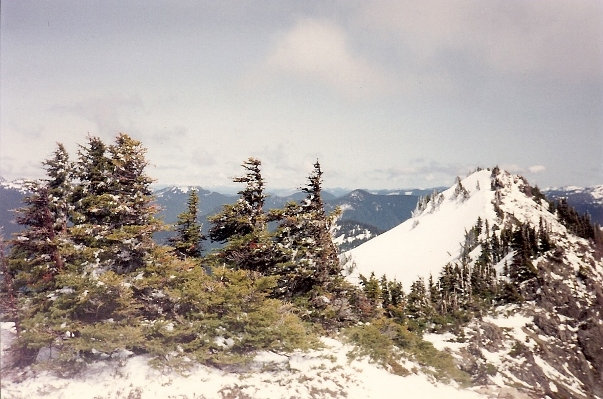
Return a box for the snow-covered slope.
[346,169,560,287]
[347,168,603,398]
[1,322,490,399]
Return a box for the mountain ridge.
[346,167,603,398]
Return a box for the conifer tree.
[9,182,65,292]
[270,161,342,296]
[359,272,381,306]
[509,224,538,284]
[43,143,73,234]
[538,217,553,253]
[428,274,440,307]
[208,158,274,273]
[380,274,390,309]
[11,143,75,285]
[70,134,160,273]
[105,133,161,272]
[71,136,112,225]
[298,160,341,285]
[406,277,429,328]
[169,189,205,259]
[8,181,74,364]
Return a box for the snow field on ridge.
[1,323,488,399]
[347,170,497,289]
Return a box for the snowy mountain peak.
[154,185,209,198]
[0,178,30,195]
[346,168,603,397]
[346,168,565,288]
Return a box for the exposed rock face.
[446,236,603,399]
[413,170,603,399]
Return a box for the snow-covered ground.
[1,322,490,399]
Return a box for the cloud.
[528,165,546,174]
[359,0,603,82]
[501,164,524,173]
[369,160,474,188]
[500,164,546,175]
[52,94,144,137]
[265,18,392,97]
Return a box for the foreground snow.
[1,322,488,399]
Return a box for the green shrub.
[142,265,318,368]
[344,317,470,384]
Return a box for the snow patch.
[1,324,489,399]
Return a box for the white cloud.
[528,165,546,174]
[359,0,603,81]
[500,164,546,175]
[501,164,524,173]
[265,18,392,97]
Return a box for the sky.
[1,1,602,191]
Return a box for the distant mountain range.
[0,178,30,240]
[153,186,420,251]
[1,177,601,251]
[544,186,603,227]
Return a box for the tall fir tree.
[169,189,205,259]
[298,161,341,286]
[42,143,73,235]
[509,224,538,284]
[8,180,74,363]
[70,134,160,273]
[71,136,112,225]
[406,277,429,328]
[271,161,342,297]
[9,183,65,293]
[208,158,274,272]
[105,133,161,273]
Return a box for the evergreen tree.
[209,158,266,244]
[169,189,206,259]
[428,274,440,307]
[388,279,405,309]
[71,136,112,225]
[453,176,469,201]
[406,277,429,322]
[359,272,381,306]
[9,182,65,291]
[208,158,274,273]
[71,134,160,273]
[106,133,161,272]
[10,143,75,287]
[298,160,341,286]
[8,181,74,365]
[380,274,390,309]
[538,217,553,253]
[509,224,538,284]
[43,143,73,235]
[490,233,502,263]
[270,161,342,297]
